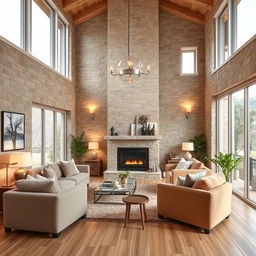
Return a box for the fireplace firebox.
[117,147,149,171]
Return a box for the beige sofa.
[3,162,90,238]
[157,178,232,233]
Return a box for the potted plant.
[210,152,242,182]
[71,132,88,163]
[190,133,207,164]
[118,171,131,185]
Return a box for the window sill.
[0,36,72,83]
[212,34,256,75]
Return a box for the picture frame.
[1,111,25,151]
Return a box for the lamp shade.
[182,142,194,151]
[0,152,32,167]
[88,142,99,150]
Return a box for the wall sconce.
[185,105,192,119]
[88,105,96,120]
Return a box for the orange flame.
[123,160,144,165]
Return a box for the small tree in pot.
[118,171,131,185]
[71,132,88,164]
[210,152,242,182]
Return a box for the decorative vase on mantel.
[141,124,147,135]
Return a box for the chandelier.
[110,0,150,83]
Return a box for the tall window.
[0,0,21,47]
[217,83,256,205]
[32,0,52,66]
[0,0,70,78]
[180,47,197,75]
[32,106,66,167]
[215,0,256,67]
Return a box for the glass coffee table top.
[94,177,137,204]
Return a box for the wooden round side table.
[122,194,149,230]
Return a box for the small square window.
[180,47,197,75]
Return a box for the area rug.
[87,182,163,222]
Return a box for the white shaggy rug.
[87,182,162,222]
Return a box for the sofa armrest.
[76,165,90,176]
[165,163,177,172]
[171,168,212,184]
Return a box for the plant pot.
[120,178,128,185]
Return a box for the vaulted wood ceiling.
[61,0,213,25]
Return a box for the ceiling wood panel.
[62,0,212,25]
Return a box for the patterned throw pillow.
[60,159,80,177]
[43,166,58,179]
[175,157,193,170]
[176,176,185,186]
[183,171,207,187]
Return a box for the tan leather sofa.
[165,160,212,184]
[157,181,232,233]
[3,163,90,238]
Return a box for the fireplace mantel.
[104,135,162,141]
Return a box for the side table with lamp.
[0,152,32,212]
[182,142,194,161]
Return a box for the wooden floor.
[0,178,256,256]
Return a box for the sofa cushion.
[31,167,44,175]
[190,158,204,169]
[15,178,60,193]
[176,176,185,186]
[193,173,226,190]
[47,162,63,178]
[183,171,206,187]
[58,179,76,192]
[43,166,58,179]
[60,159,79,177]
[59,173,89,185]
[27,169,37,178]
[175,157,192,170]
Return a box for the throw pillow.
[43,166,58,179]
[48,162,63,178]
[27,169,37,178]
[36,174,47,180]
[60,159,79,177]
[176,176,185,186]
[193,173,226,190]
[175,157,192,170]
[183,171,206,187]
[15,178,60,193]
[190,158,204,169]
[26,175,35,180]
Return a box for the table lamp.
[182,142,194,160]
[88,142,99,160]
[0,152,32,187]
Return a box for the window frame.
[215,0,256,69]
[180,47,198,76]
[0,0,70,79]
[32,105,67,166]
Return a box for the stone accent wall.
[0,36,76,181]
[107,0,159,135]
[159,11,205,168]
[205,0,256,159]
[75,13,108,170]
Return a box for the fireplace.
[117,147,149,171]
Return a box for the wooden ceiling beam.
[189,0,213,11]
[63,0,88,12]
[73,0,107,25]
[160,0,205,25]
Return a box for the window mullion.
[228,0,236,55]
[244,88,249,198]
[51,10,57,69]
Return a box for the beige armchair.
[157,182,232,233]
[165,160,212,184]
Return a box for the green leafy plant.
[210,152,242,182]
[71,132,87,163]
[190,133,207,163]
[118,171,131,180]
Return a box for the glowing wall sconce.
[185,105,192,119]
[88,105,96,120]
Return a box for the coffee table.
[94,177,137,204]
